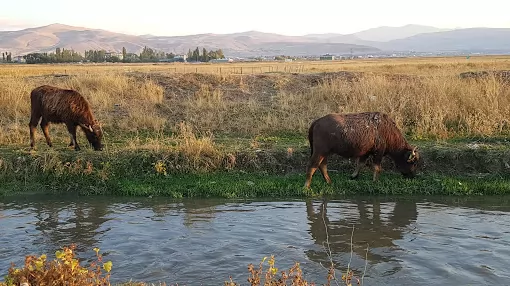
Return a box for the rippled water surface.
[2,195,510,285]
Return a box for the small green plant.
[1,244,112,286]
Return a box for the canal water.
[1,195,510,285]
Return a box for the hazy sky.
[1,0,509,36]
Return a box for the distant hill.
[0,24,379,57]
[304,24,450,46]
[378,28,510,52]
[1,23,510,57]
[307,25,510,54]
[0,23,147,55]
[352,24,450,42]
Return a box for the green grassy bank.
[1,136,509,197]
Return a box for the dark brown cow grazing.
[29,85,103,151]
[304,112,419,188]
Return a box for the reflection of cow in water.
[305,199,418,272]
[26,199,112,258]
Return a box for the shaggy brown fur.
[304,112,419,188]
[29,85,103,151]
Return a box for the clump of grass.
[0,245,112,286]
[173,121,223,172]
[63,73,166,132]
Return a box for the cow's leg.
[29,114,41,150]
[304,153,325,189]
[40,118,52,148]
[318,157,332,184]
[351,154,369,179]
[372,153,384,181]
[66,123,80,151]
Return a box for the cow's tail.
[29,87,42,114]
[308,120,315,156]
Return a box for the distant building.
[320,54,335,61]
[209,58,233,63]
[105,51,123,60]
[124,53,138,60]
[175,54,187,62]
[159,54,187,62]
[13,56,26,63]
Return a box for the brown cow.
[29,85,103,151]
[304,112,419,188]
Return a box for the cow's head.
[396,146,419,178]
[80,121,103,151]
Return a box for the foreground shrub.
[1,245,112,286]
[1,249,365,286]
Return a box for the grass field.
[1,56,509,197]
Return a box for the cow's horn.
[80,123,93,132]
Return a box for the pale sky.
[1,0,509,36]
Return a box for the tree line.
[186,47,224,62]
[1,46,227,64]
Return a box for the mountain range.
[1,23,510,57]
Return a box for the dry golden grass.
[1,56,509,151]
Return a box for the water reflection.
[1,195,510,285]
[305,198,418,276]
[33,200,112,254]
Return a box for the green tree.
[6,52,12,62]
[201,48,208,62]
[55,48,61,62]
[216,49,224,59]
[192,47,200,62]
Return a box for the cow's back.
[31,85,88,123]
[311,112,382,158]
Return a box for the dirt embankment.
[459,70,510,83]
[126,71,358,99]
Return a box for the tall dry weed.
[269,73,510,138]
[0,78,33,144]
[174,121,222,171]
